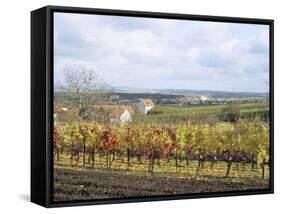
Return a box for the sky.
[54,12,270,93]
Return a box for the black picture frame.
[31,5,274,208]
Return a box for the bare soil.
[53,167,269,202]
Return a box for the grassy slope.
[132,102,269,125]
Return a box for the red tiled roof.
[141,99,154,106]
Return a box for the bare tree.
[58,67,111,120]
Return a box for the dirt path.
[54,167,269,202]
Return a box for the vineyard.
[53,120,270,179]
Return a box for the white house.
[119,109,132,124]
[136,99,154,115]
[109,108,133,124]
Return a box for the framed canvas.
[31,5,274,207]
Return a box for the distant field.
[158,102,268,114]
[132,102,269,125]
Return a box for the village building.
[109,95,120,100]
[53,104,68,123]
[178,97,190,105]
[92,105,134,124]
[54,103,133,124]
[136,98,155,115]
[110,108,132,124]
[200,95,208,102]
[54,104,80,123]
